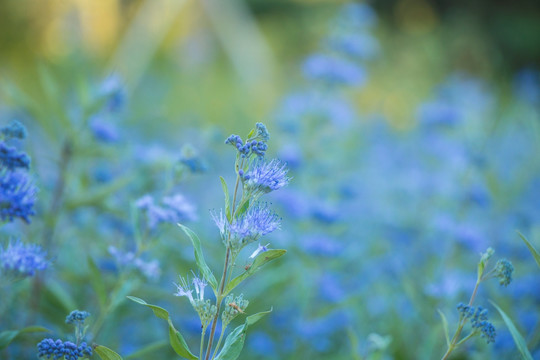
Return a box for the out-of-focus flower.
[0,240,48,277]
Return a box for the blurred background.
[1,0,540,359]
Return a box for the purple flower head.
[90,116,120,143]
[108,246,161,281]
[136,193,196,231]
[0,169,37,223]
[174,275,198,305]
[243,159,290,197]
[1,120,27,140]
[37,338,92,359]
[302,53,367,86]
[0,143,30,170]
[229,203,281,245]
[99,73,126,112]
[0,240,48,277]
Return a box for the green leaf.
[94,345,123,360]
[220,176,232,222]
[517,231,540,269]
[491,301,534,360]
[177,223,218,293]
[127,296,169,320]
[127,296,198,360]
[437,309,450,347]
[224,249,286,297]
[168,319,197,360]
[0,326,50,350]
[124,340,168,359]
[235,199,250,218]
[88,256,107,309]
[214,309,271,360]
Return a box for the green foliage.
[127,296,198,360]
[177,224,218,294]
[224,249,286,297]
[213,309,272,360]
[517,231,540,269]
[491,301,534,360]
[0,326,49,350]
[94,345,124,360]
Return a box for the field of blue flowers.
[0,1,539,359]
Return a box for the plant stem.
[200,327,207,359]
[204,161,243,360]
[211,323,227,360]
[441,278,482,360]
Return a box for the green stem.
[441,277,482,360]
[211,323,227,360]
[200,326,207,359]
[204,160,244,360]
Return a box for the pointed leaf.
[491,301,534,360]
[0,326,50,349]
[224,250,286,296]
[94,345,123,360]
[214,309,272,360]
[127,296,197,359]
[177,224,218,293]
[235,199,250,218]
[220,176,231,222]
[127,296,169,320]
[168,319,197,360]
[88,256,107,309]
[517,231,540,269]
[437,309,450,347]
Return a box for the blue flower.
[302,53,367,86]
[457,304,496,344]
[0,142,31,170]
[495,259,513,287]
[229,203,281,245]
[99,73,126,112]
[0,240,48,277]
[108,246,161,280]
[135,193,196,230]
[90,116,120,143]
[1,120,27,140]
[242,159,290,197]
[37,338,92,360]
[326,32,380,60]
[65,310,90,325]
[0,169,37,223]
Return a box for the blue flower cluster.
[65,310,90,325]
[37,338,92,360]
[108,246,161,281]
[0,240,48,277]
[457,303,496,343]
[225,135,268,158]
[241,159,290,197]
[135,193,197,230]
[0,121,36,223]
[495,259,514,287]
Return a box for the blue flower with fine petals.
[242,159,290,197]
[302,53,367,86]
[1,120,27,140]
[0,143,30,170]
[0,168,37,223]
[0,240,48,277]
[229,203,281,246]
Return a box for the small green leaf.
[127,296,198,360]
[177,223,218,293]
[491,301,534,360]
[94,345,123,360]
[437,309,450,347]
[127,296,169,320]
[517,231,540,269]
[0,326,50,350]
[224,249,286,296]
[214,309,272,360]
[88,256,107,309]
[235,199,250,218]
[220,176,231,222]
